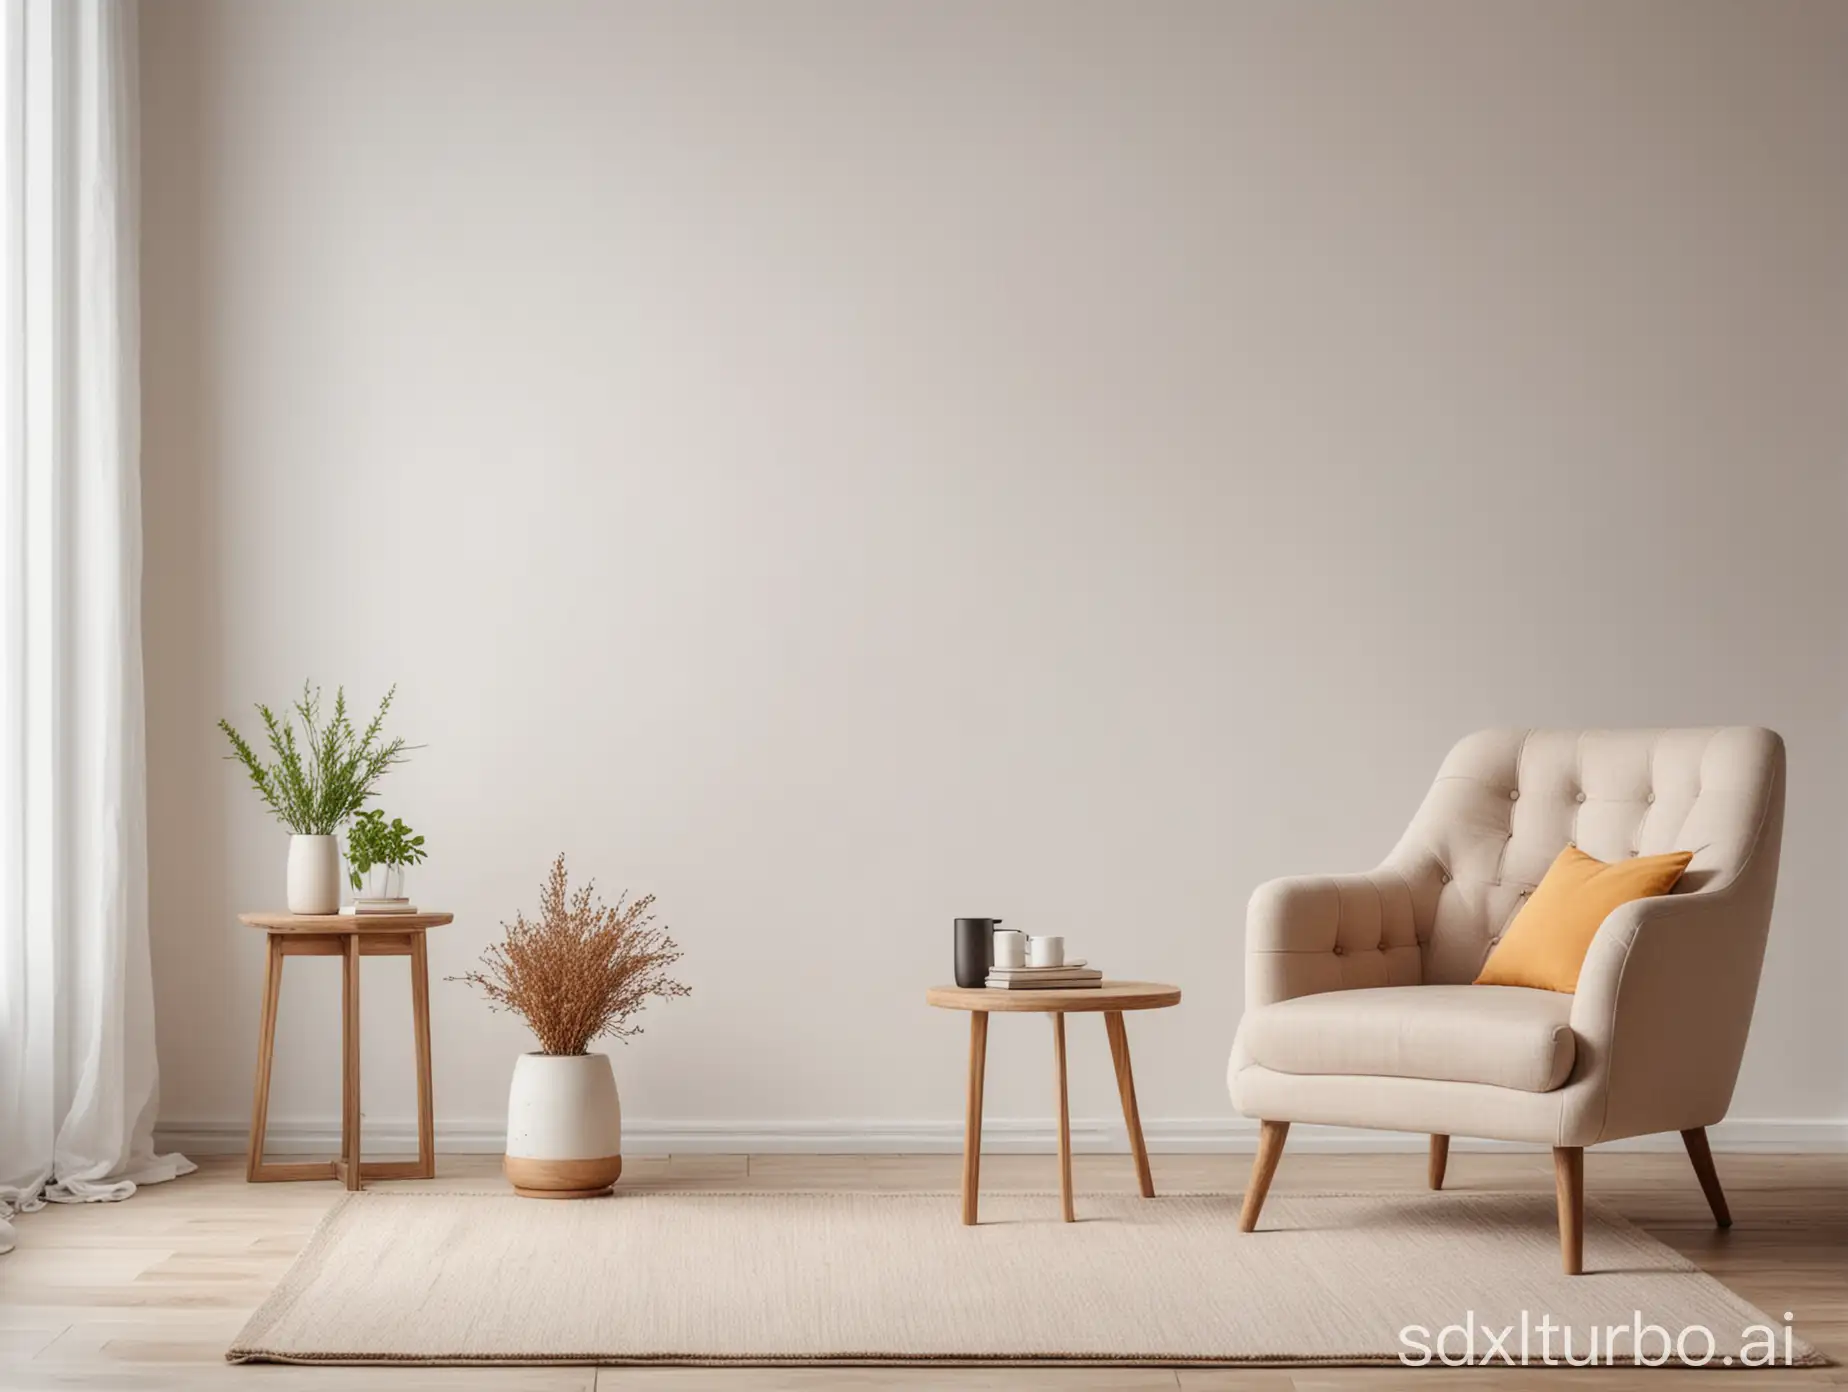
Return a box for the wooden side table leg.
[410,931,436,1179]
[1052,1011,1074,1223]
[1104,1010,1155,1198]
[246,935,284,1182]
[341,935,362,1191]
[961,1011,988,1225]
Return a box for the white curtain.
[0,0,189,1256]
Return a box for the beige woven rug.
[228,1191,1822,1368]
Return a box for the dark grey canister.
[953,918,1002,988]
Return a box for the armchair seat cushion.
[1240,985,1577,1093]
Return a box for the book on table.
[984,966,1103,989]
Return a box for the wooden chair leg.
[1681,1127,1732,1228]
[1553,1145,1584,1275]
[410,932,436,1180]
[341,936,362,1192]
[1240,1120,1290,1232]
[1104,1011,1155,1198]
[246,935,284,1182]
[1428,1134,1449,1191]
[960,1011,988,1225]
[1051,1012,1074,1223]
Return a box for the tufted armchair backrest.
[1381,728,1786,986]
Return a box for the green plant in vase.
[347,809,428,901]
[217,682,413,913]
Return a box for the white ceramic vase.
[286,834,341,914]
[503,1052,623,1198]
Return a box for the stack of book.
[985,963,1103,990]
[343,898,420,916]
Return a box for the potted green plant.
[218,683,412,914]
[453,855,688,1198]
[346,810,427,906]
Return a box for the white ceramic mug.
[1028,935,1064,967]
[992,930,1028,969]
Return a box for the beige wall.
[140,0,1848,1153]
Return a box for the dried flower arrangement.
[452,855,689,1056]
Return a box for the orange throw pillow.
[1475,845,1693,993]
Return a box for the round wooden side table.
[925,981,1181,1225]
[239,912,453,1191]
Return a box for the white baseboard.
[155,1114,1848,1158]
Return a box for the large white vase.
[504,1052,623,1198]
[285,834,341,914]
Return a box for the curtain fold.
[0,0,190,1257]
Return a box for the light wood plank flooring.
[0,1151,1842,1390]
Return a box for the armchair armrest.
[1245,871,1422,1010]
[1567,886,1772,1143]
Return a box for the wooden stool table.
[925,981,1181,1225]
[239,912,453,1190]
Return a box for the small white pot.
[504,1052,623,1198]
[286,834,341,914]
[358,862,406,902]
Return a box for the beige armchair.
[1228,727,1785,1273]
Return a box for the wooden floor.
[1,1150,1842,1390]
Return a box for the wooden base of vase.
[503,1153,622,1199]
[512,1184,614,1199]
